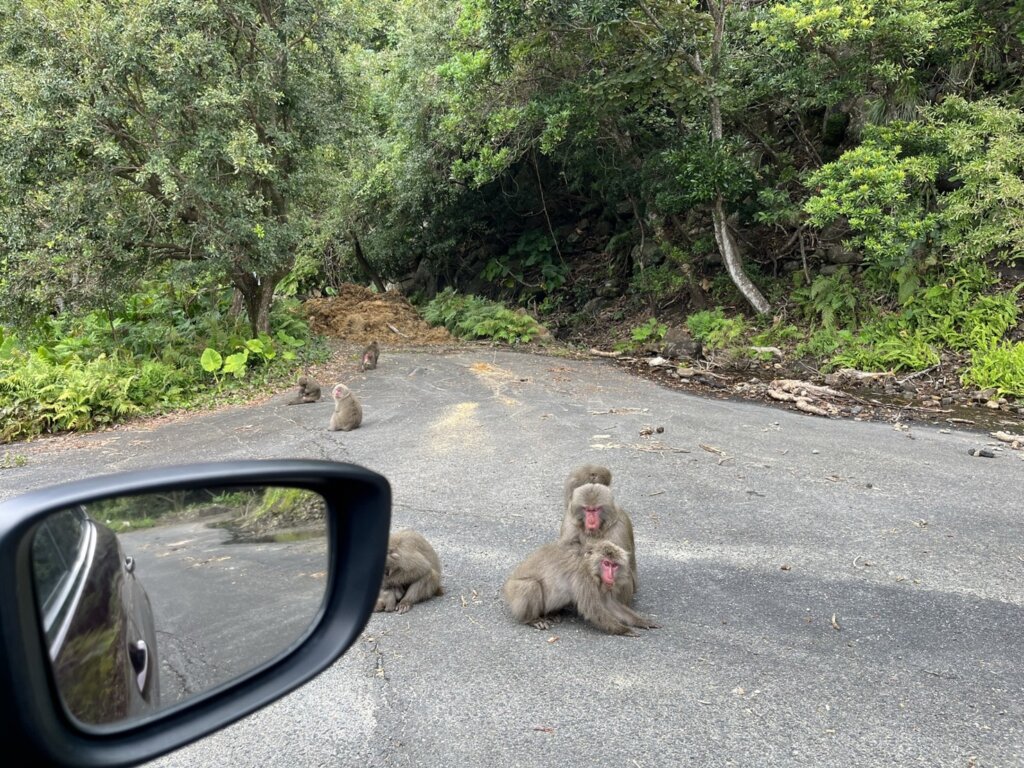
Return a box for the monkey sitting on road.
[375,530,443,614]
[562,464,612,508]
[360,341,379,372]
[328,383,362,431]
[286,375,322,405]
[503,539,657,636]
[560,482,637,597]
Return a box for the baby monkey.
[286,375,321,405]
[375,530,444,614]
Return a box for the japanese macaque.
[360,341,379,371]
[562,464,612,508]
[374,530,443,614]
[502,540,657,635]
[328,383,363,431]
[560,483,636,596]
[286,375,322,405]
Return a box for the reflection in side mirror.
[30,486,329,730]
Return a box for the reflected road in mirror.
[32,486,328,730]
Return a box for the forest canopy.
[1,0,1023,440]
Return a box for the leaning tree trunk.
[711,197,770,314]
[705,0,770,316]
[638,0,771,316]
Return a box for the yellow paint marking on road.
[427,402,491,456]
[468,361,519,406]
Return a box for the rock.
[973,388,997,402]
[582,297,607,315]
[661,327,703,360]
[986,400,1001,410]
[647,356,670,367]
[941,397,952,406]
[968,448,996,458]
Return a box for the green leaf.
[200,348,223,373]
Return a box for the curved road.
[2,348,1022,767]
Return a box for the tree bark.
[349,231,386,293]
[232,267,286,336]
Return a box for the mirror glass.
[30,485,329,730]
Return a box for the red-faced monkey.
[502,540,656,635]
[560,483,637,596]
[328,383,362,431]
[562,464,612,508]
[374,530,443,614]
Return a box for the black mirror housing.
[0,460,391,768]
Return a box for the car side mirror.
[0,460,391,768]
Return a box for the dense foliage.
[2,0,1023,441]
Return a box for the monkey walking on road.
[328,383,362,431]
[375,530,443,614]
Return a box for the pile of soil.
[302,285,452,346]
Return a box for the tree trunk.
[232,269,285,336]
[711,197,770,314]
[349,231,387,292]
[704,0,770,315]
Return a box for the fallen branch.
[589,348,623,358]
[387,323,409,338]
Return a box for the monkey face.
[583,505,603,533]
[599,556,619,587]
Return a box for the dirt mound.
[302,285,452,345]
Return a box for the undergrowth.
[0,283,320,443]
[423,288,542,343]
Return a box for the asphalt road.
[120,518,328,709]
[2,348,1023,767]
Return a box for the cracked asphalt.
[2,348,1022,767]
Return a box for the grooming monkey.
[503,540,656,635]
[375,530,443,614]
[560,483,637,596]
[286,375,322,405]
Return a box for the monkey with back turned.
[360,341,379,372]
[562,464,612,509]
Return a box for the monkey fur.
[360,341,380,372]
[328,382,363,431]
[374,530,443,614]
[503,539,656,635]
[286,375,322,405]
